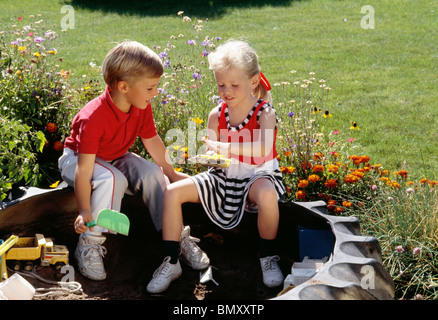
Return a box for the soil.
[1,192,304,301]
[1,188,331,303]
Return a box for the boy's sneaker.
[179,226,210,270]
[260,255,284,288]
[147,257,182,293]
[75,234,107,281]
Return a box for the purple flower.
[215,37,222,41]
[287,111,295,117]
[164,60,171,68]
[158,51,168,59]
[202,50,209,57]
[34,36,45,43]
[413,247,421,255]
[186,39,196,46]
[192,72,201,80]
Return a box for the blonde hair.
[102,41,163,88]
[208,39,271,103]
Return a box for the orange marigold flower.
[53,141,64,151]
[324,179,338,189]
[308,174,321,182]
[334,207,344,214]
[342,201,353,208]
[345,174,359,184]
[296,190,306,199]
[46,122,57,133]
[298,180,309,188]
[360,156,370,164]
[313,152,325,160]
[283,150,292,157]
[352,170,364,179]
[394,170,408,179]
[300,161,312,170]
[327,164,339,173]
[327,200,337,210]
[312,164,324,172]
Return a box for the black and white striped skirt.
[190,159,285,230]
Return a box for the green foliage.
[0,116,45,200]
[0,15,80,188]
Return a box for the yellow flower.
[191,117,204,125]
[18,46,26,51]
[323,110,332,118]
[350,121,359,130]
[33,52,41,57]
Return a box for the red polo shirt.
[64,86,157,161]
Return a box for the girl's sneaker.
[179,226,210,270]
[146,256,182,293]
[259,255,284,288]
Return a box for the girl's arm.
[203,106,277,158]
[141,134,189,183]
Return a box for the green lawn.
[1,0,437,180]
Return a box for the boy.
[58,41,209,281]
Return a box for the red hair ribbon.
[260,72,271,91]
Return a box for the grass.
[2,0,436,180]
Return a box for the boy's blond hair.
[102,41,163,88]
[208,39,271,103]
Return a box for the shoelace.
[181,235,201,254]
[81,244,107,262]
[153,257,172,278]
[261,255,280,271]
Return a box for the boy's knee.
[95,168,128,192]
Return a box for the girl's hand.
[202,137,230,157]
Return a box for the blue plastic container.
[298,226,335,260]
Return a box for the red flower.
[46,122,57,133]
[53,141,64,151]
[296,190,306,199]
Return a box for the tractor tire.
[274,201,395,300]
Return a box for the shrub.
[0,116,45,200]
[0,15,79,188]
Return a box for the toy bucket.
[0,273,35,300]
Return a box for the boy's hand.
[74,210,94,234]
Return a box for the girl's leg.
[248,178,284,288]
[161,178,200,241]
[147,178,205,294]
[248,178,280,241]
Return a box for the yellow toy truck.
[4,234,69,271]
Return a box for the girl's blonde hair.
[208,39,271,103]
[102,41,163,88]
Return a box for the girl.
[147,40,286,294]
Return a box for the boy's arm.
[141,135,189,183]
[74,153,96,234]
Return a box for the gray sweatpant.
[58,148,167,234]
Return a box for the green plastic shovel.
[85,209,130,236]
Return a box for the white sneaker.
[75,234,107,281]
[260,255,284,288]
[179,226,210,270]
[147,257,182,293]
